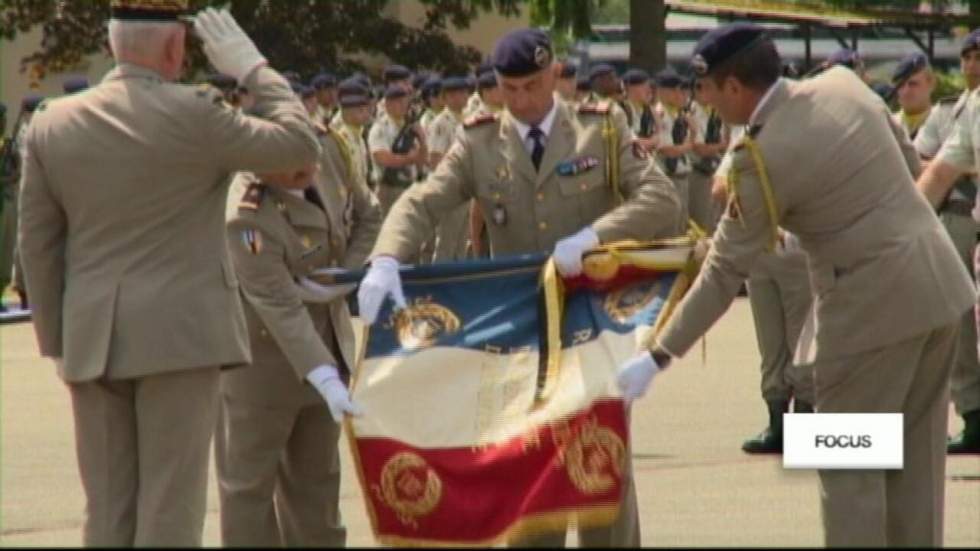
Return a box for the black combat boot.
[948,409,980,454]
[794,400,814,413]
[742,400,789,454]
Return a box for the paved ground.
[2,298,978,547]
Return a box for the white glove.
[356,256,407,326]
[306,365,363,422]
[616,352,661,403]
[553,227,600,277]
[193,8,267,83]
[295,277,356,304]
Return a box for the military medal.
[242,229,262,255]
[556,156,600,177]
[493,203,507,226]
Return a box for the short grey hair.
[107,20,182,61]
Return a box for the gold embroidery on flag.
[394,299,461,351]
[550,416,626,495]
[604,280,663,324]
[374,452,443,528]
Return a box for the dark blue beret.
[559,61,577,79]
[300,85,316,99]
[691,23,768,76]
[62,75,90,94]
[338,77,370,107]
[22,95,44,113]
[412,72,431,90]
[826,48,861,69]
[622,68,650,86]
[311,72,337,90]
[384,84,409,100]
[383,64,412,83]
[476,60,494,77]
[442,75,472,92]
[891,52,929,85]
[491,28,553,78]
[477,71,498,89]
[871,82,894,101]
[963,28,980,55]
[654,68,683,88]
[421,76,443,97]
[588,63,616,82]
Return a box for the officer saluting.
[618,24,973,547]
[17,2,320,546]
[358,28,680,548]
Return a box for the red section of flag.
[563,265,666,294]
[351,399,629,545]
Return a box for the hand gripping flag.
[323,236,702,546]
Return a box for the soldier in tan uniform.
[217,117,381,545]
[334,78,373,195]
[622,69,658,153]
[891,53,934,141]
[311,72,338,127]
[914,29,980,454]
[427,76,476,262]
[619,24,973,547]
[654,69,695,234]
[358,29,681,548]
[689,85,728,232]
[16,4,321,546]
[369,85,427,215]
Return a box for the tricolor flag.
[338,239,698,546]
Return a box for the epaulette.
[578,100,612,115]
[463,112,498,129]
[239,182,267,212]
[937,95,960,105]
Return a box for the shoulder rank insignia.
[463,112,498,129]
[557,156,600,176]
[578,101,611,115]
[239,182,266,212]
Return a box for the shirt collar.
[511,100,559,142]
[748,78,785,127]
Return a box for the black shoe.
[948,409,980,454]
[742,400,789,454]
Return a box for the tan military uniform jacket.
[18,63,321,383]
[659,69,974,363]
[334,121,370,195]
[427,108,464,156]
[371,99,681,259]
[223,144,380,406]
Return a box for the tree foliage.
[0,0,524,83]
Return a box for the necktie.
[528,125,545,171]
[304,186,325,210]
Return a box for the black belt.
[941,199,974,218]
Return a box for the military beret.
[412,72,431,91]
[477,71,498,90]
[62,75,90,94]
[21,95,44,113]
[442,75,472,92]
[290,81,314,99]
[338,77,370,107]
[384,84,409,100]
[311,72,337,90]
[559,61,578,79]
[825,48,861,69]
[962,28,980,55]
[871,82,894,101]
[588,63,616,83]
[891,52,929,85]
[205,73,237,91]
[383,64,412,83]
[110,0,187,21]
[654,68,684,88]
[491,28,553,78]
[691,22,768,77]
[576,74,592,92]
[476,60,494,77]
[622,68,650,86]
[350,72,372,88]
[421,76,443,98]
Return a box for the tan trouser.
[67,366,220,547]
[815,323,957,548]
[670,173,690,236]
[432,203,471,263]
[688,169,719,233]
[215,394,345,547]
[510,447,640,548]
[941,211,980,415]
[747,250,814,404]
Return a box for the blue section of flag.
[360,256,677,360]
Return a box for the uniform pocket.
[557,171,606,197]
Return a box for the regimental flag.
[344,238,698,546]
